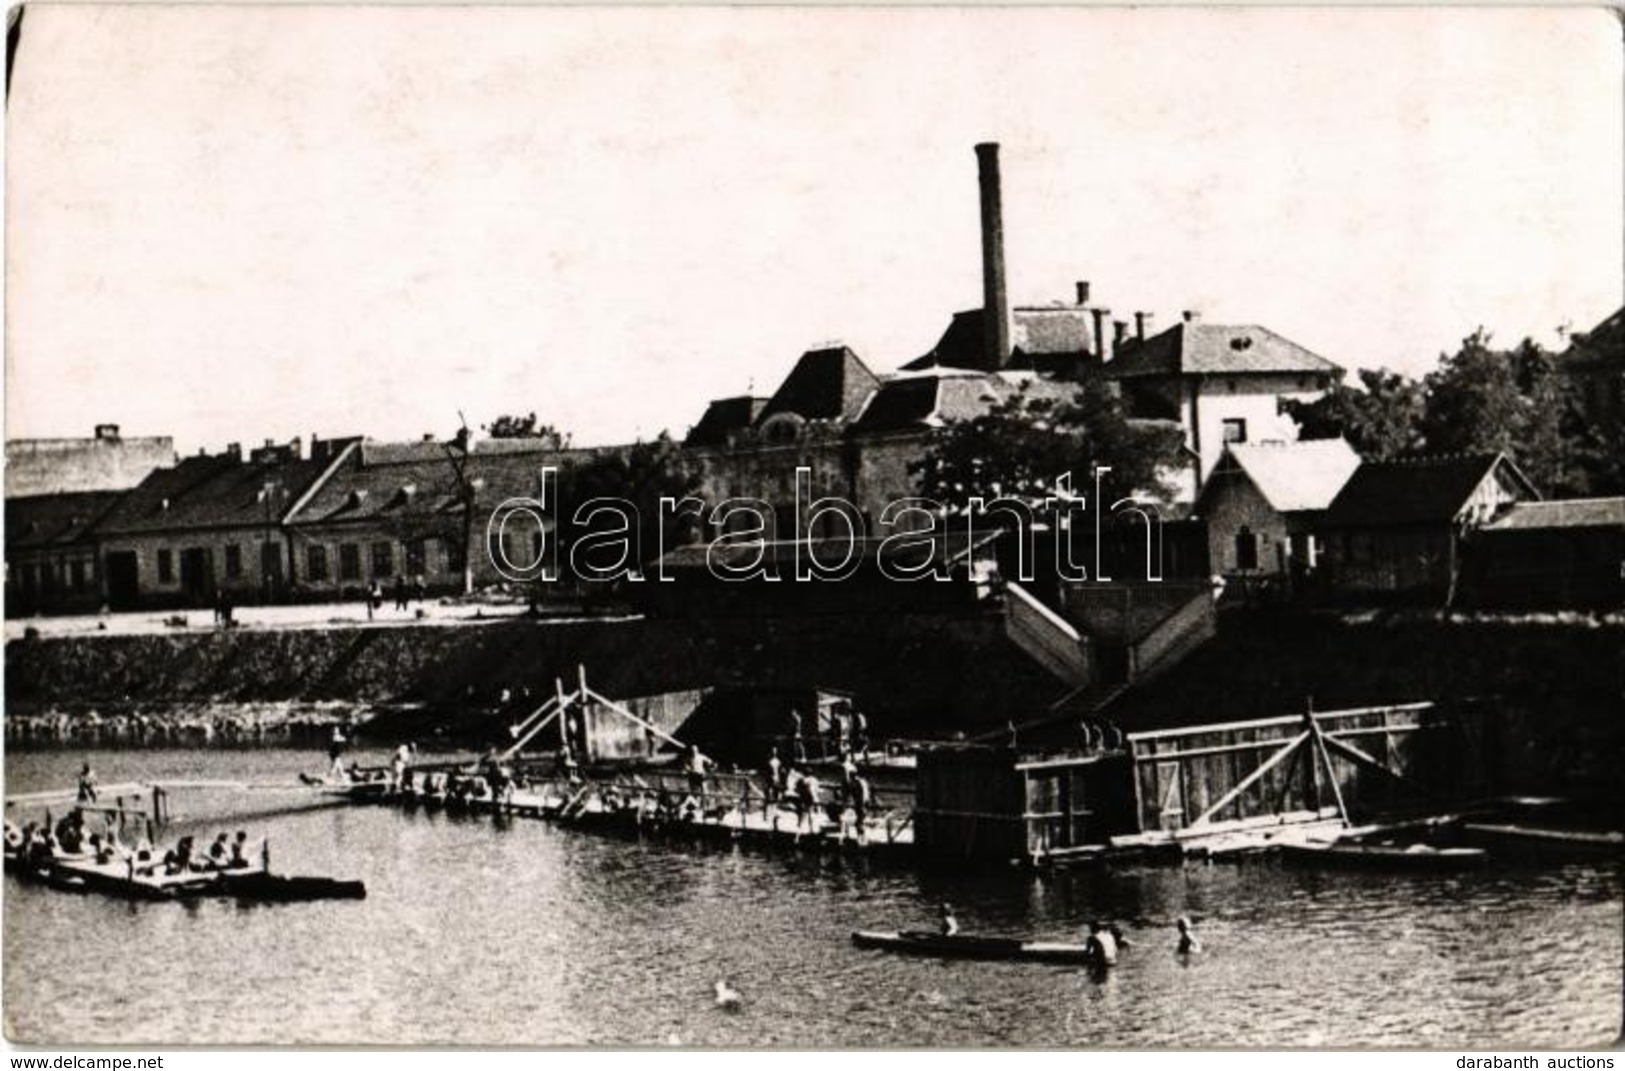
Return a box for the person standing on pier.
[849,773,871,844]
[328,725,348,780]
[939,903,960,937]
[685,745,712,801]
[764,748,783,813]
[795,770,820,840]
[787,709,805,763]
[76,762,98,803]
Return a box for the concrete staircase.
[1001,581,1091,689]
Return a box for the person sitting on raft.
[206,832,231,869]
[1176,916,1201,955]
[161,836,194,875]
[939,903,961,937]
[228,831,252,869]
[1085,921,1119,968]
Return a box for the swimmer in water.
[1085,920,1119,967]
[1176,916,1201,955]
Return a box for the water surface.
[4,748,1620,1047]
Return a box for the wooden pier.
[912,699,1499,865]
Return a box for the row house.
[283,438,604,599]
[90,438,356,610]
[3,491,124,616]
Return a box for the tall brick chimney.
[975,142,1011,371]
[1091,307,1112,365]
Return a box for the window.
[445,539,466,576]
[339,543,361,581]
[371,541,394,578]
[260,541,281,578]
[157,549,174,583]
[307,545,330,583]
[70,561,87,592]
[1234,526,1259,571]
[224,544,243,579]
[1222,418,1248,444]
[405,539,426,577]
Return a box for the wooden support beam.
[1321,733,1439,801]
[498,697,566,762]
[1307,716,1352,828]
[1186,730,1311,828]
[502,693,562,750]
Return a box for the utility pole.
[441,413,476,596]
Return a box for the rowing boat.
[852,930,1098,964]
[1460,823,1623,860]
[218,871,367,902]
[1279,841,1489,871]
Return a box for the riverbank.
[2,609,1066,745]
[7,607,1621,805]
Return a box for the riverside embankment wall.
[3,611,1069,745]
[1106,609,1625,803]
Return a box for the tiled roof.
[292,448,556,528]
[471,436,572,456]
[1562,306,1625,372]
[902,306,1095,372]
[757,346,881,424]
[359,440,456,466]
[95,452,334,535]
[5,491,124,552]
[1482,498,1625,531]
[849,371,1065,434]
[1105,322,1342,379]
[1206,439,1361,514]
[686,396,769,447]
[1324,454,1533,528]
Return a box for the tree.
[1420,330,1586,496]
[911,377,1187,512]
[485,412,572,448]
[1283,367,1426,461]
[553,432,702,588]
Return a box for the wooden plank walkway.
[363,777,916,860]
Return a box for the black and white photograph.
[2,4,1621,1052]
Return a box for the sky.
[5,6,1621,456]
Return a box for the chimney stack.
[1113,320,1129,349]
[1075,280,1091,306]
[1135,311,1154,341]
[1090,307,1112,365]
[975,143,1012,371]
[1183,309,1201,324]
